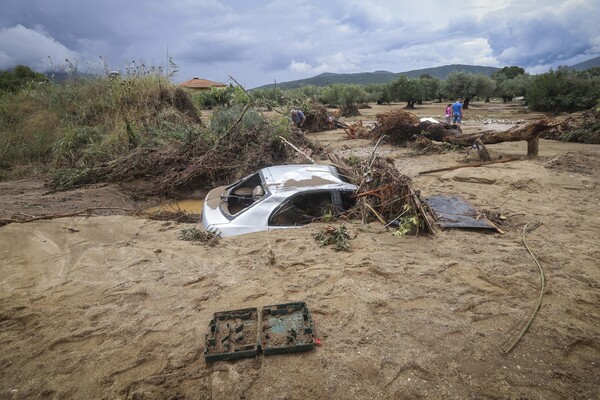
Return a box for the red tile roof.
[180,77,226,89]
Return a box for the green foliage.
[52,126,107,167]
[0,73,203,176]
[179,226,218,243]
[443,71,478,103]
[49,167,96,190]
[475,75,496,101]
[344,154,362,166]
[491,66,525,80]
[250,86,288,108]
[418,76,442,102]
[192,85,248,109]
[391,204,423,236]
[0,90,61,165]
[314,224,351,252]
[559,128,600,144]
[389,75,421,107]
[0,65,48,93]
[527,67,600,112]
[209,104,270,136]
[318,84,369,107]
[491,66,531,102]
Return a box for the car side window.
[268,191,336,226]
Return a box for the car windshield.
[222,173,266,216]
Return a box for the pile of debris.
[343,121,372,139]
[50,107,320,196]
[541,107,600,144]
[329,152,433,235]
[302,103,338,132]
[340,104,361,117]
[369,109,462,145]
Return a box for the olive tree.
[527,67,600,112]
[388,75,421,108]
[443,71,478,109]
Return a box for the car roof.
[260,164,356,193]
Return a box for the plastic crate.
[261,302,315,355]
[203,307,259,362]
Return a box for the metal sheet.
[424,194,497,230]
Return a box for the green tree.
[318,84,367,107]
[364,83,391,104]
[443,72,478,109]
[497,79,519,103]
[475,75,496,102]
[0,65,48,93]
[491,65,527,102]
[251,87,287,108]
[527,66,600,112]
[389,75,421,108]
[418,75,441,103]
[491,66,525,80]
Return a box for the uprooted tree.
[369,108,560,158]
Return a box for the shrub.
[527,67,600,112]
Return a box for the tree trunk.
[475,139,491,161]
[527,137,539,158]
[463,96,472,109]
[441,117,559,149]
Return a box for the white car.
[202,164,357,237]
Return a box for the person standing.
[445,104,452,124]
[451,99,463,125]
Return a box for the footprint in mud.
[384,362,432,388]
[242,291,267,302]
[510,177,541,193]
[564,338,600,364]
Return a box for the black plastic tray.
[203,307,259,362]
[261,302,315,355]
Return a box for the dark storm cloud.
[1,0,599,86]
[175,38,249,64]
[0,0,129,51]
[482,0,600,67]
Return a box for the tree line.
[242,65,600,113]
[2,64,600,114]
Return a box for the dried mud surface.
[1,102,599,399]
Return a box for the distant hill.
[399,64,500,79]
[253,64,501,90]
[570,56,600,71]
[261,70,398,90]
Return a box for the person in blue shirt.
[291,109,306,128]
[451,100,463,125]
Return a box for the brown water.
[145,199,204,214]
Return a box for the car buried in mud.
[202,164,357,237]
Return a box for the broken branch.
[418,157,520,175]
[503,222,546,354]
[0,207,133,227]
[277,135,316,163]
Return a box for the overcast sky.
[1,0,599,88]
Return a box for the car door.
[267,190,344,229]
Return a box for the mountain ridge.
[253,56,600,89]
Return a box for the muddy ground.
[1,101,599,399]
